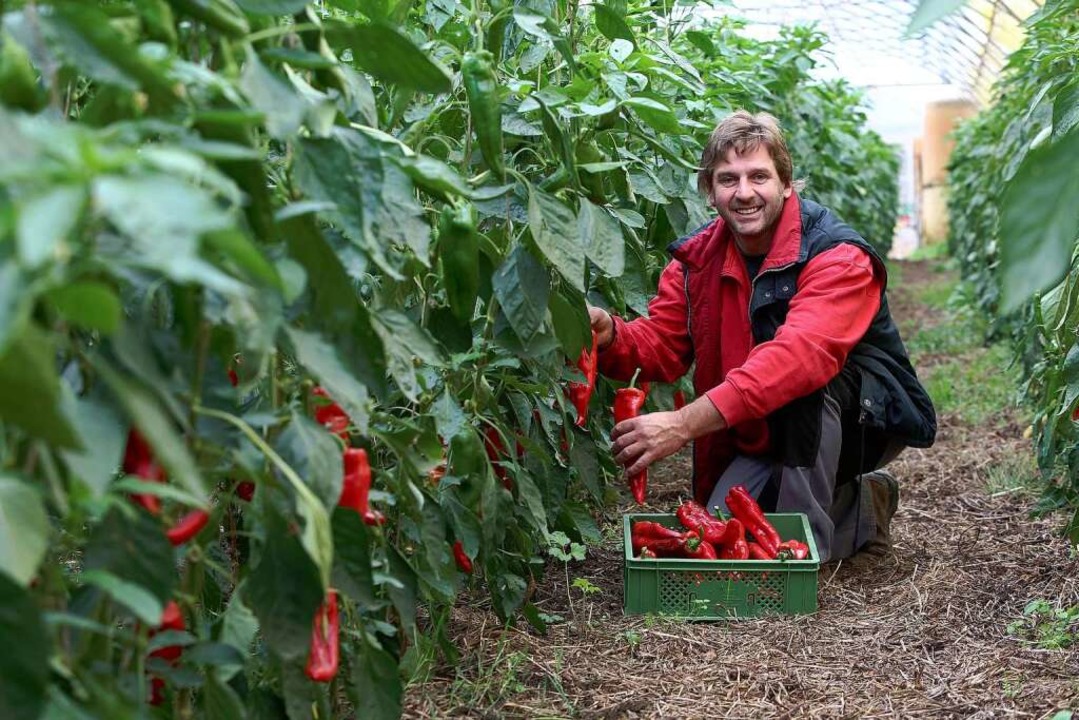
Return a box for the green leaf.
[286,327,371,435]
[548,287,590,359]
[45,282,122,334]
[234,0,308,13]
[329,21,451,94]
[1053,81,1079,141]
[349,638,402,720]
[512,10,575,71]
[371,310,443,401]
[0,476,48,587]
[594,3,635,43]
[578,200,625,277]
[905,0,968,36]
[276,413,343,511]
[528,188,584,291]
[331,508,376,607]
[60,390,126,498]
[999,128,1079,313]
[393,155,472,200]
[94,359,208,504]
[16,186,84,270]
[84,507,176,605]
[492,245,550,343]
[294,128,430,278]
[624,97,681,134]
[0,574,49,720]
[80,569,163,626]
[0,324,82,449]
[239,48,307,140]
[0,263,31,357]
[203,229,282,289]
[384,545,418,637]
[244,513,323,661]
[203,674,247,720]
[216,588,259,681]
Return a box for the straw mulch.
[404,262,1079,719]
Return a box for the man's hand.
[611,411,690,477]
[587,305,615,350]
[611,398,728,476]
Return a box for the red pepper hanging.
[304,590,340,683]
[166,509,210,546]
[613,387,648,504]
[235,481,256,502]
[123,429,167,515]
[452,540,473,574]
[312,386,351,441]
[340,448,384,526]
[483,426,514,490]
[147,600,186,705]
[566,331,598,427]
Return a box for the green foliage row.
[0,1,898,718]
[946,0,1079,535]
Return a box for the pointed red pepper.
[304,590,339,683]
[726,485,780,557]
[566,331,598,427]
[776,539,810,560]
[452,540,473,574]
[483,426,514,490]
[613,386,648,504]
[123,429,167,515]
[147,600,185,705]
[312,386,350,441]
[166,509,210,546]
[340,448,384,526]
[235,481,256,501]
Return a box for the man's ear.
[783,184,793,199]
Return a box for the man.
[590,110,936,563]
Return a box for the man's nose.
[734,176,753,198]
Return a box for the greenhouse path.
[405,260,1079,719]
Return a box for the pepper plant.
[0,1,898,718]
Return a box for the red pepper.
[452,540,473,574]
[675,500,729,545]
[566,331,598,427]
[166,509,210,546]
[304,590,339,683]
[631,526,698,556]
[683,535,718,560]
[719,538,750,560]
[123,429,167,515]
[147,600,185,704]
[340,448,384,526]
[312,387,350,441]
[483,426,514,490]
[746,542,772,560]
[673,389,687,410]
[235,481,256,501]
[776,539,810,560]
[726,485,781,558]
[613,387,648,504]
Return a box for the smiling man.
[589,110,936,563]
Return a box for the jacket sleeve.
[706,244,882,427]
[597,259,694,383]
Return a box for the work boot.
[858,469,899,557]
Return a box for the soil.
[404,260,1079,719]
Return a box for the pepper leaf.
[328,21,451,94]
[0,324,82,449]
[0,574,49,720]
[371,310,443,402]
[276,414,344,511]
[84,507,176,605]
[349,638,403,720]
[578,200,625,278]
[0,475,49,587]
[286,327,372,436]
[528,187,584,292]
[492,245,550,343]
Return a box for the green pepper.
[461,50,505,180]
[0,33,44,112]
[438,204,480,324]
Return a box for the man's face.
[709,144,792,250]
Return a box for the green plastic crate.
[623,512,820,620]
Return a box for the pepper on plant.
[304,590,340,683]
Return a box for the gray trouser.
[706,393,903,562]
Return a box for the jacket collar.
[668,192,805,274]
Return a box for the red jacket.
[598,192,883,489]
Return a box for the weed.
[1006,599,1079,649]
[547,531,586,625]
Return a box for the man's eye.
[717,177,736,187]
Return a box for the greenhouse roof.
[699,0,1044,105]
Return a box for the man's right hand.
[588,305,615,350]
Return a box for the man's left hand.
[611,411,691,477]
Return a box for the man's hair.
[697,110,794,195]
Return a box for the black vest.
[753,199,937,466]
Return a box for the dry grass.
[404,261,1079,719]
